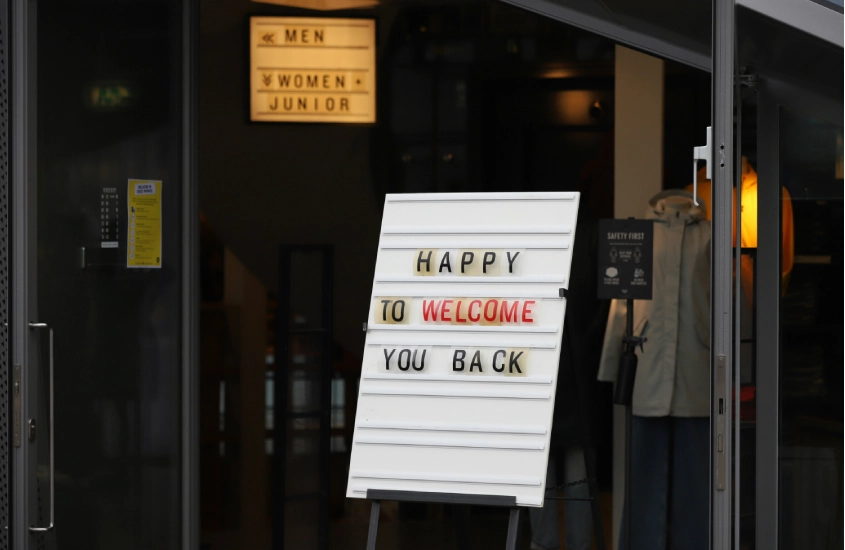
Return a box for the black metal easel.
[364,288,607,550]
[549,296,607,550]
[365,490,521,550]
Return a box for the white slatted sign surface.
[347,192,579,507]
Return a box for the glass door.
[11,0,195,548]
[732,6,842,548]
[753,79,843,550]
[773,102,843,550]
[734,72,843,550]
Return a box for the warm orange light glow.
[552,90,594,125]
[687,156,795,298]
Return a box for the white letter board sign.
[347,192,580,507]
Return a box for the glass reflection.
[779,109,843,550]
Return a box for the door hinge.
[13,364,21,447]
[739,74,758,89]
[715,354,727,491]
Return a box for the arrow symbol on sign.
[262,33,275,44]
[262,73,272,86]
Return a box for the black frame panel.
[0,0,8,547]
[755,75,843,550]
[274,245,334,550]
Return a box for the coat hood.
[646,189,705,224]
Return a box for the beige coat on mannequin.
[598,189,711,417]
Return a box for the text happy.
[414,249,521,276]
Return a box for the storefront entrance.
[2,0,841,549]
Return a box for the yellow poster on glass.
[127,179,162,268]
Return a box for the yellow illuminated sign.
[250,17,376,123]
[127,179,162,269]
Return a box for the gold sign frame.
[249,16,376,124]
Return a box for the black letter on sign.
[506,252,520,273]
[470,351,483,372]
[483,252,496,273]
[391,300,406,322]
[452,350,466,371]
[380,299,391,322]
[439,252,452,273]
[417,250,432,273]
[461,252,474,273]
[412,349,426,371]
[509,351,524,374]
[383,348,395,370]
[493,350,506,372]
[398,349,411,371]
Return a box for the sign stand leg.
[455,504,472,550]
[624,404,633,550]
[613,298,644,550]
[366,500,380,550]
[505,507,521,550]
[565,321,608,550]
[364,491,518,549]
[583,430,607,550]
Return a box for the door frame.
[10,0,39,545]
[711,1,735,549]
[0,0,9,548]
[7,0,200,547]
[498,0,710,71]
[755,75,843,550]
[182,0,200,548]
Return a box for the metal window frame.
[10,0,37,546]
[0,0,8,548]
[182,0,200,548]
[0,1,9,548]
[711,1,735,550]
[498,0,711,72]
[755,75,842,550]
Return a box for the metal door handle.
[28,322,54,533]
[693,126,713,207]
